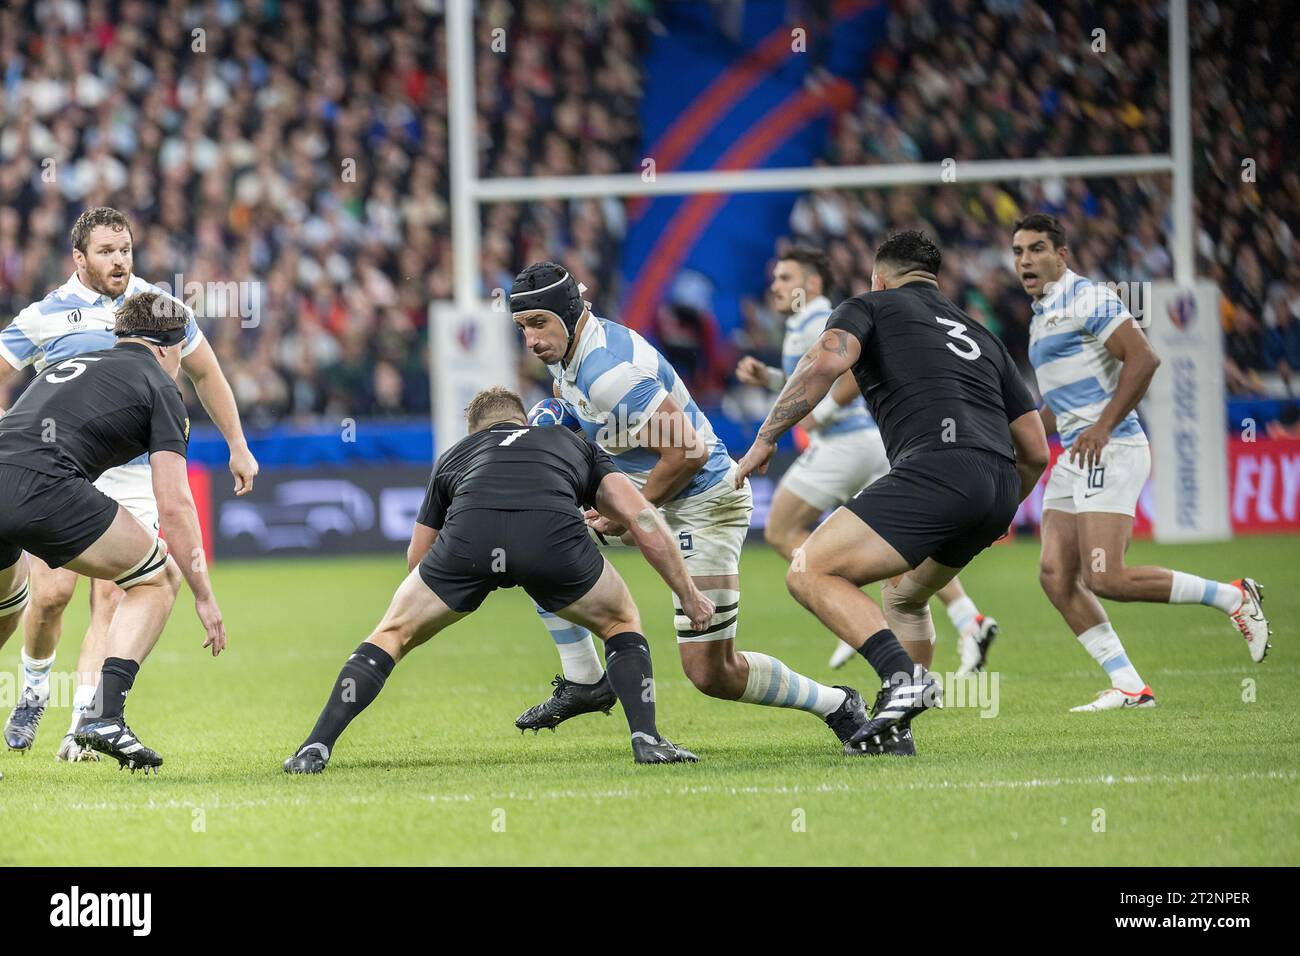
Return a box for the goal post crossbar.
[468,154,1177,203]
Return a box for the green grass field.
[0,536,1296,866]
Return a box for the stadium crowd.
[0,0,1294,426]
[745,0,1298,403]
[0,0,644,425]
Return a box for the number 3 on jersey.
[46,356,103,383]
[935,316,981,360]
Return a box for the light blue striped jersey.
[1027,268,1146,449]
[549,315,732,501]
[1,272,204,465]
[781,294,875,437]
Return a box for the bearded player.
[0,207,256,759]
[1013,213,1271,712]
[510,261,872,751]
[736,245,1001,674]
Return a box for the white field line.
[22,769,1296,815]
[1056,665,1280,680]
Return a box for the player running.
[510,262,872,750]
[283,387,708,772]
[0,293,226,771]
[736,231,1050,756]
[1013,213,1272,712]
[736,245,1000,673]
[0,207,255,760]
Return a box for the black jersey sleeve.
[998,349,1038,421]
[416,457,452,530]
[580,440,621,508]
[825,296,876,343]
[149,380,190,456]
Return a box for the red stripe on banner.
[629,0,878,221]
[628,31,792,221]
[622,80,855,332]
[187,464,214,563]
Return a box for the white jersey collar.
[557,310,600,383]
[1035,268,1079,315]
[65,271,133,309]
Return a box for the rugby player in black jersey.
[736,232,1049,755]
[0,292,225,772]
[283,387,712,773]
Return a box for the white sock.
[67,683,97,735]
[739,651,846,717]
[21,652,55,700]
[945,595,980,638]
[1076,622,1145,693]
[1168,571,1241,614]
[536,606,604,685]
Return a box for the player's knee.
[29,579,75,620]
[762,521,782,549]
[600,611,641,640]
[763,521,794,556]
[785,564,815,607]
[1038,563,1071,602]
[1083,568,1129,602]
[681,654,731,699]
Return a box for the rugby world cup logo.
[456,319,477,351]
[1168,293,1196,331]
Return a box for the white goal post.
[437,0,1223,539]
[444,0,1195,309]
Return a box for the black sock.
[604,632,659,740]
[857,629,916,685]
[93,657,140,721]
[300,642,396,755]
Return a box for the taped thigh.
[0,577,30,617]
[115,539,170,590]
[674,588,739,644]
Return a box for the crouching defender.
[0,292,226,771]
[283,387,712,773]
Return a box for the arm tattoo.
[820,329,852,358]
[758,369,813,444]
[756,329,854,444]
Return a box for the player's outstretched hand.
[195,594,226,657]
[735,356,770,387]
[230,447,259,496]
[1067,423,1111,471]
[734,438,775,488]
[584,508,627,538]
[679,587,715,634]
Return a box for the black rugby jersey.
[0,342,189,480]
[417,423,619,530]
[826,283,1036,464]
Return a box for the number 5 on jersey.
[46,356,104,383]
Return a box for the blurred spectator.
[1266,402,1300,439]
[762,0,1297,404]
[0,0,647,423]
